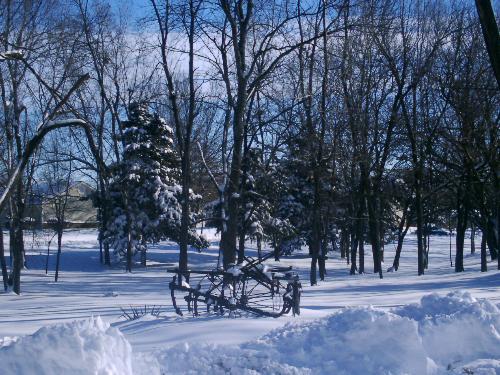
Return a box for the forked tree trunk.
[393,202,410,271]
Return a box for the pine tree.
[105,103,207,270]
[236,149,297,261]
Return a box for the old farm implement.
[167,253,301,318]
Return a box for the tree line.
[0,0,498,294]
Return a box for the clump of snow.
[394,291,500,372]
[154,292,500,375]
[156,342,306,374]
[226,265,242,276]
[243,307,428,375]
[0,336,17,348]
[0,317,133,375]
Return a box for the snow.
[150,291,499,374]
[0,317,134,375]
[394,292,500,370]
[226,265,242,276]
[3,292,497,375]
[1,228,499,374]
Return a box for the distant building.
[0,181,97,228]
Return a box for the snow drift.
[155,291,500,375]
[0,317,133,375]
[395,291,500,370]
[1,292,498,375]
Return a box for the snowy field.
[1,229,499,374]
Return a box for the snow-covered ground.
[1,228,499,374]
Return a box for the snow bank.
[394,291,500,374]
[0,317,133,375]
[156,292,500,375]
[2,292,497,375]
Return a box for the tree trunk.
[54,227,63,282]
[318,258,326,280]
[0,224,8,291]
[98,228,103,264]
[98,185,111,266]
[393,223,410,272]
[497,203,500,270]
[340,230,346,259]
[309,244,318,286]
[179,154,191,273]
[126,230,132,273]
[415,177,425,276]
[237,232,245,264]
[140,239,147,267]
[485,218,498,260]
[104,242,110,266]
[346,232,350,265]
[9,221,14,268]
[455,199,468,272]
[425,232,430,269]
[350,232,358,275]
[273,234,280,261]
[310,167,322,286]
[481,233,487,272]
[9,188,25,295]
[366,194,382,279]
[11,222,23,295]
[358,237,365,274]
[357,191,366,274]
[392,203,410,271]
[45,238,51,275]
[470,224,475,254]
[318,239,326,281]
[257,235,262,260]
[475,0,500,89]
[220,64,248,269]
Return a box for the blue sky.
[109,0,151,21]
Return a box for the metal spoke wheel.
[168,253,302,318]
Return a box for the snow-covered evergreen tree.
[237,149,296,260]
[277,136,313,240]
[105,103,207,268]
[276,133,336,263]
